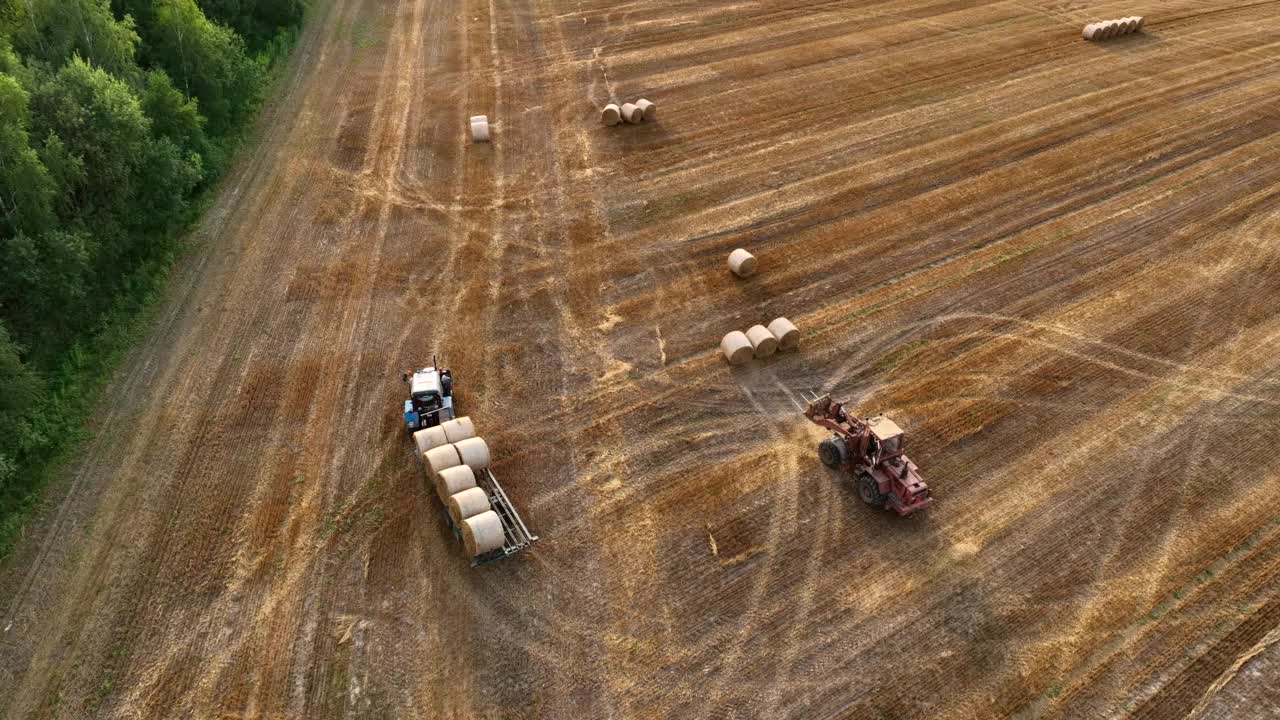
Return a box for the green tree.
[131,134,202,236]
[0,32,23,74]
[12,0,140,76]
[0,71,90,347]
[29,57,149,232]
[148,0,262,135]
[35,130,86,217]
[28,58,202,271]
[141,69,203,151]
[197,0,304,50]
[140,68,210,174]
[0,322,44,495]
[0,228,91,346]
[0,72,55,235]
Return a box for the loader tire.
[818,439,844,468]
[858,474,887,508]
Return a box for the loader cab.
[867,416,905,458]
[403,366,454,431]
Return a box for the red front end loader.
[803,393,932,516]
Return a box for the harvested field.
[2,0,1279,718]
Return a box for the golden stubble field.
[1,1,1278,718]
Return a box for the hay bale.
[601,103,622,126]
[1134,16,1145,31]
[435,464,477,501]
[746,324,778,358]
[621,103,643,124]
[636,98,656,121]
[447,486,491,525]
[727,248,757,278]
[462,510,506,556]
[1083,23,1106,40]
[442,416,476,444]
[767,317,800,351]
[1105,20,1123,38]
[470,115,488,124]
[424,444,462,478]
[454,437,491,470]
[413,426,449,455]
[470,118,490,143]
[721,331,753,365]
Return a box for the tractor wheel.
[818,439,845,468]
[858,474,887,508]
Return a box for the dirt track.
[2,0,1279,717]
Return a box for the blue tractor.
[402,357,455,432]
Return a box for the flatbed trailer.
[441,467,538,565]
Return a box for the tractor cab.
[403,364,454,431]
[866,416,905,458]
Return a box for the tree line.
[0,0,305,549]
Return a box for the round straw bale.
[447,486,491,525]
[1134,16,1145,31]
[470,119,490,143]
[767,317,801,351]
[435,464,477,501]
[442,416,476,444]
[621,103,642,124]
[413,426,449,455]
[636,98,656,121]
[462,510,506,556]
[469,115,488,124]
[746,324,778,358]
[721,331,753,366]
[727,248,757,278]
[424,444,462,478]
[1106,20,1123,38]
[454,436,491,471]
[1083,23,1104,40]
[1119,18,1135,34]
[601,103,621,126]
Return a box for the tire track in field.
[113,0,403,713]
[118,0,429,714]
[684,379,803,719]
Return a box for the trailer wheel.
[858,474,887,508]
[818,439,845,468]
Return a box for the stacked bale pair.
[602,98,657,126]
[470,115,491,143]
[413,417,506,557]
[1083,17,1144,41]
[721,317,800,365]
